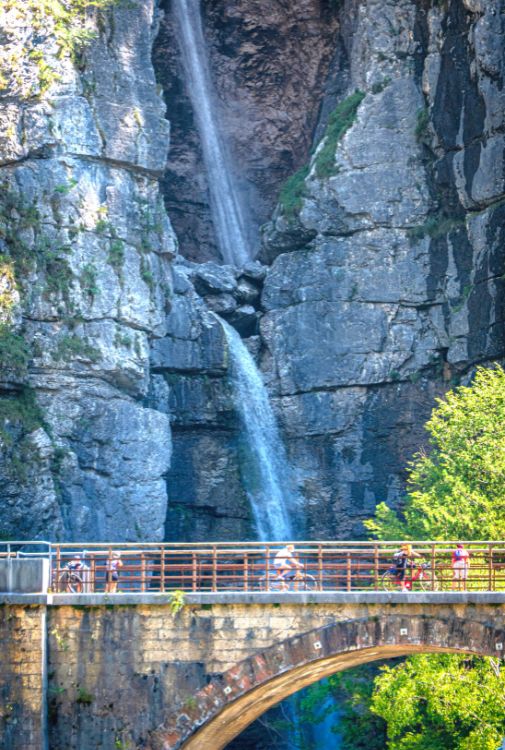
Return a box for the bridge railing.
[1,541,504,594]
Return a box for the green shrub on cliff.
[0,325,31,377]
[314,90,365,178]
[277,90,365,218]
[278,165,310,218]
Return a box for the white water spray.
[172,0,253,267]
[220,320,295,541]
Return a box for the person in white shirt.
[273,544,303,590]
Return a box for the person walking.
[105,551,123,593]
[451,543,470,591]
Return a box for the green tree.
[371,654,505,750]
[365,365,505,540]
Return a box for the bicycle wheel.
[418,571,440,592]
[382,570,398,592]
[67,573,83,594]
[301,573,318,592]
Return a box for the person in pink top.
[451,543,470,590]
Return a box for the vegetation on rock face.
[365,365,505,541]
[0,325,31,377]
[277,90,365,219]
[1,0,121,98]
[278,165,310,218]
[314,90,365,179]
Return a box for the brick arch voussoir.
[145,613,505,750]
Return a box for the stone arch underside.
[145,613,505,750]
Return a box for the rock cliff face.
[161,0,505,540]
[0,0,504,550]
[0,1,175,540]
[154,0,339,261]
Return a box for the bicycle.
[258,567,318,592]
[58,568,83,593]
[382,561,440,592]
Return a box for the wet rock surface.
[154,0,339,262]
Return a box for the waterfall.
[220,319,295,541]
[172,0,253,267]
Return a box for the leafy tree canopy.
[365,365,505,540]
[371,654,505,750]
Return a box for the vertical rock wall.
[154,0,339,262]
[0,1,175,541]
[260,0,505,537]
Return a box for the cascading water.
[220,319,295,541]
[172,0,253,267]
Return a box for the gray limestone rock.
[192,263,237,295]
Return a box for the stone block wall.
[0,605,47,750]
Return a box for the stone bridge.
[2,585,505,750]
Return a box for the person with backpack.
[393,543,422,592]
[451,543,470,590]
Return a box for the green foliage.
[53,335,100,363]
[108,240,125,272]
[0,326,31,377]
[76,687,94,705]
[53,179,78,195]
[1,0,122,99]
[407,212,465,242]
[365,366,505,541]
[371,77,392,95]
[371,654,505,750]
[80,263,99,298]
[314,90,365,179]
[168,589,186,615]
[277,90,365,219]
[140,256,154,290]
[415,107,430,142]
[278,165,310,218]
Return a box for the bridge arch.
[146,613,505,750]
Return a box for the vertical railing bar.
[90,554,96,593]
[141,552,146,593]
[318,544,323,592]
[346,552,351,592]
[160,547,165,593]
[244,553,249,592]
[56,545,61,593]
[431,543,436,591]
[374,545,379,591]
[192,552,197,593]
[489,543,494,592]
[212,546,217,592]
[265,546,270,592]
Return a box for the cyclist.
[273,544,303,591]
[67,554,83,572]
[393,543,422,592]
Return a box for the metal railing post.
[374,545,379,590]
[244,553,249,592]
[318,544,323,591]
[346,552,351,592]
[160,547,165,593]
[212,546,217,592]
[265,546,270,592]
